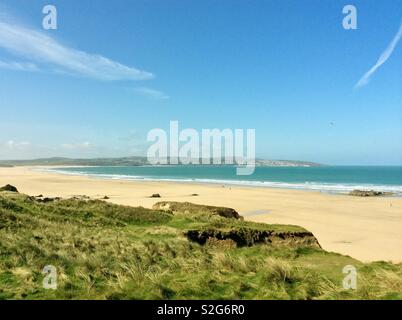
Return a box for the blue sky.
[0,0,401,165]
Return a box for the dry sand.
[1,166,401,263]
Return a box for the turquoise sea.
[48,165,402,195]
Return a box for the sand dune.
[1,166,401,263]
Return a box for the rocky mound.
[152,201,242,219]
[349,190,392,197]
[186,227,321,248]
[0,184,18,192]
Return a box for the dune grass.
[0,191,401,300]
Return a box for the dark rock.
[36,197,61,203]
[191,194,199,196]
[102,196,110,200]
[349,190,392,197]
[0,184,18,192]
[150,193,161,198]
[70,195,90,201]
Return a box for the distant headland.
[0,157,324,167]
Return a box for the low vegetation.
[153,201,242,219]
[0,190,401,300]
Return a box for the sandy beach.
[1,166,401,263]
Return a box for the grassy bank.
[0,190,401,300]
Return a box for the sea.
[46,165,402,195]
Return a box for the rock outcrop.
[186,228,321,248]
[0,184,18,193]
[349,190,392,197]
[152,201,242,219]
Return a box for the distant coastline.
[0,156,324,167]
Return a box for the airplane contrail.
[355,20,402,89]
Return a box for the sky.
[0,0,401,165]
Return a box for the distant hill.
[0,156,148,167]
[254,159,323,167]
[0,156,324,167]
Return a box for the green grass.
[0,191,401,300]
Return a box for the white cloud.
[0,60,38,72]
[133,86,170,100]
[0,138,151,160]
[0,19,153,81]
[60,142,92,150]
[5,140,31,148]
[355,21,402,89]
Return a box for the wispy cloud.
[0,19,153,81]
[133,86,170,100]
[355,21,402,89]
[60,142,92,150]
[0,60,38,72]
[4,140,31,148]
[0,137,150,160]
